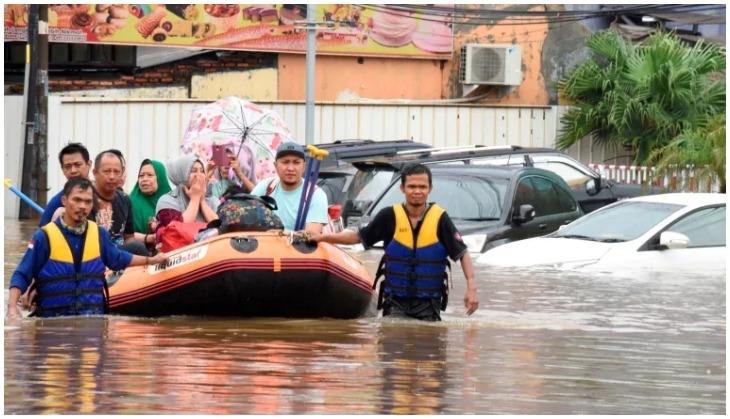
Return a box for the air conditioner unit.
[460,44,522,86]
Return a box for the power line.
[354,4,726,27]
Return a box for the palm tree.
[648,114,726,193]
[557,30,725,164]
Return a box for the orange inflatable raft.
[108,231,375,319]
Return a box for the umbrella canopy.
[181,97,297,183]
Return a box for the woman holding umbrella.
[207,147,256,200]
[129,159,172,250]
[156,155,219,229]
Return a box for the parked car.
[329,145,664,226]
[477,193,726,274]
[314,139,430,205]
[358,165,584,252]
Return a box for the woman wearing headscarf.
[129,159,172,248]
[155,155,219,229]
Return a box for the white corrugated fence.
[5,95,685,218]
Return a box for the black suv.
[327,145,660,225]
[314,139,430,206]
[359,165,584,252]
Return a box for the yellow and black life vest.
[377,204,449,308]
[36,220,108,317]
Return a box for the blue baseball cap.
[275,141,306,160]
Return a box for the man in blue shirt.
[250,142,328,233]
[38,142,93,227]
[7,178,168,319]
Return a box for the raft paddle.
[4,178,44,214]
[294,145,329,231]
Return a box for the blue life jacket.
[381,204,449,305]
[36,220,108,317]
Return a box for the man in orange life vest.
[7,178,168,319]
[308,164,479,321]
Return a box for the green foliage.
[649,114,726,192]
[558,30,725,167]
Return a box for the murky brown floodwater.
[4,219,725,414]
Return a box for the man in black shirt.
[308,164,479,321]
[92,150,147,256]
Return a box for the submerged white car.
[477,193,726,274]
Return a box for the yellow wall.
[278,54,445,101]
[190,68,278,100]
[277,5,558,105]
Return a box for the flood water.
[4,219,726,414]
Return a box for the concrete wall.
[59,86,189,98]
[278,54,445,101]
[6,6,606,105]
[277,5,606,105]
[190,68,278,100]
[4,95,24,218]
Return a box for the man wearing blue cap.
[250,142,329,233]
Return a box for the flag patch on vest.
[27,240,35,250]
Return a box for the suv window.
[347,168,398,204]
[515,176,576,216]
[533,161,591,188]
[371,174,507,220]
[459,153,595,189]
[532,176,577,215]
[317,174,347,205]
[666,206,726,247]
[514,178,537,210]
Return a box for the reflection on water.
[4,219,726,414]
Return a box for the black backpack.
[216,187,284,233]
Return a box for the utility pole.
[20,4,49,219]
[304,4,316,145]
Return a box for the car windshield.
[556,201,684,241]
[347,168,398,204]
[370,174,507,220]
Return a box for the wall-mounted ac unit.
[460,44,522,86]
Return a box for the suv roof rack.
[316,139,431,168]
[395,144,521,156]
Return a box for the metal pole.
[36,5,49,212]
[19,5,40,219]
[304,4,316,145]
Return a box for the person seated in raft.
[39,142,94,227]
[91,149,149,256]
[155,155,219,229]
[129,159,172,253]
[207,147,256,201]
[250,142,329,234]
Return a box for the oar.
[294,145,329,230]
[4,178,44,214]
[294,154,314,230]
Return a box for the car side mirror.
[657,231,689,250]
[585,178,599,195]
[512,204,535,224]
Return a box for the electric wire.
[352,4,725,27]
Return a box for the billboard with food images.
[4,4,453,58]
